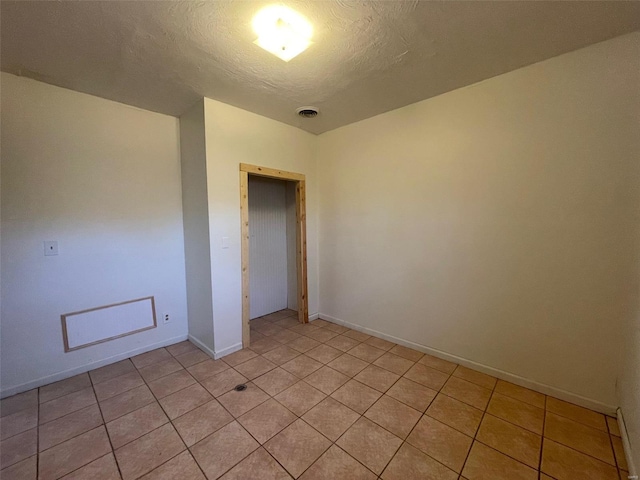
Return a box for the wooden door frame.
[240,163,309,347]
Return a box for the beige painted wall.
[203,98,318,355]
[317,33,640,410]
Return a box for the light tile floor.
[0,309,630,480]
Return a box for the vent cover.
[296,106,319,118]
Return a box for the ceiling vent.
[296,106,319,118]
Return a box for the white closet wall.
[248,177,288,318]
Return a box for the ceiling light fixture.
[252,5,313,62]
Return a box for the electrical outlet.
[163,313,170,324]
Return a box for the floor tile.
[253,368,299,397]
[364,336,395,351]
[403,363,450,391]
[274,317,301,329]
[440,376,492,410]
[1,455,36,480]
[166,341,199,357]
[323,322,349,334]
[61,453,120,480]
[39,387,97,424]
[0,406,38,441]
[308,319,331,328]
[140,451,205,480]
[364,395,421,438]
[289,324,321,337]
[494,380,545,409]
[0,428,37,470]
[331,379,382,414]
[406,415,472,473]
[373,352,415,375]
[302,397,360,441]
[39,426,111,479]
[173,398,233,446]
[219,448,291,480]
[327,354,369,377]
[417,354,457,375]
[217,382,269,418]
[281,355,323,379]
[612,435,628,470]
[426,393,483,436]
[159,383,213,419]
[187,359,230,382]
[354,365,400,392]
[324,335,361,352]
[389,345,424,362]
[607,416,621,437]
[287,336,321,353]
[382,442,458,480]
[487,392,544,434]
[0,390,38,418]
[275,381,326,417]
[336,417,402,475]
[251,338,287,355]
[476,414,541,468]
[546,397,607,432]
[175,349,210,368]
[90,360,136,386]
[106,402,169,448]
[541,438,618,480]
[238,399,297,444]
[93,371,145,401]
[222,348,258,367]
[265,419,331,478]
[234,356,277,380]
[39,403,103,451]
[255,324,287,337]
[191,421,259,480]
[39,373,91,404]
[262,346,301,366]
[301,445,376,480]
[131,348,172,369]
[115,423,186,480]
[544,412,615,465]
[305,344,342,364]
[304,328,340,343]
[342,330,371,342]
[347,343,386,363]
[452,366,497,390]
[200,369,248,397]
[148,369,197,398]
[99,384,155,422]
[462,441,537,480]
[138,358,184,383]
[272,327,303,342]
[303,366,349,395]
[386,377,437,412]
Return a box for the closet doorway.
[240,163,308,347]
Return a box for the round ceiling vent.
[296,106,319,118]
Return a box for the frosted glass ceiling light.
[253,5,313,62]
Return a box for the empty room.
[1,1,639,479]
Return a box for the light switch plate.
[44,241,58,256]
[222,236,230,249]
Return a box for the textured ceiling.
[2,1,639,134]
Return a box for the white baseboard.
[187,334,217,359]
[618,408,638,478]
[0,334,188,399]
[308,312,320,321]
[213,342,243,360]
[320,313,617,416]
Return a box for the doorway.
[240,163,308,347]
